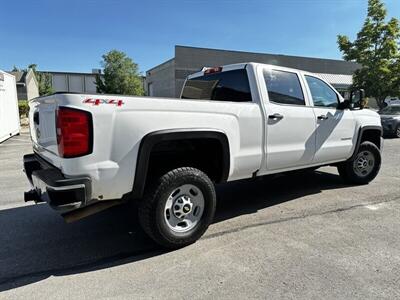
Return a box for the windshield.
[379,106,400,115]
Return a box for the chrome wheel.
[353,150,375,177]
[396,126,400,138]
[164,184,204,233]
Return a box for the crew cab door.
[303,75,357,163]
[259,67,316,172]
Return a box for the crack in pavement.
[204,195,400,240]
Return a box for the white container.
[0,70,20,143]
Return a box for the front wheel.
[138,167,216,249]
[395,125,400,138]
[337,141,381,185]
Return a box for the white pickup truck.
[24,63,383,248]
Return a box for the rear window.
[181,69,252,102]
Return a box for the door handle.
[269,113,284,120]
[317,114,328,120]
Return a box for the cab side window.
[264,70,305,106]
[305,76,339,108]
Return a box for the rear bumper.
[23,154,91,212]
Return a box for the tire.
[395,125,400,138]
[138,167,216,249]
[337,141,381,185]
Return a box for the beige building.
[10,69,39,101]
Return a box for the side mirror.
[350,89,366,109]
[337,99,351,110]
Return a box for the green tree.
[337,0,400,107]
[27,64,53,96]
[394,58,400,96]
[96,50,144,95]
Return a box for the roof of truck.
[187,62,316,80]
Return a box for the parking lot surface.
[0,130,399,299]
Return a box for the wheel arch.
[131,129,230,199]
[350,125,382,160]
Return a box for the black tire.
[138,167,216,249]
[337,141,381,185]
[395,125,400,138]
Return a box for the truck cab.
[181,63,381,173]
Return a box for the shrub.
[18,100,29,117]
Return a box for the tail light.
[56,107,93,158]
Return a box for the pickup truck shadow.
[214,169,346,223]
[0,169,349,291]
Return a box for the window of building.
[263,70,305,106]
[305,75,339,108]
[181,69,252,102]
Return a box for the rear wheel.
[337,141,381,184]
[138,167,216,249]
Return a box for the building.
[40,70,145,94]
[9,69,102,99]
[146,45,359,98]
[10,69,39,100]
[44,69,102,94]
[10,67,144,99]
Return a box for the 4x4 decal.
[83,98,124,106]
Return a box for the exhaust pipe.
[24,189,42,203]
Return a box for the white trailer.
[0,70,20,143]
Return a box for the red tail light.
[56,107,93,158]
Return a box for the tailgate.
[29,96,59,159]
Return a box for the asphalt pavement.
[0,129,399,299]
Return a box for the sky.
[0,0,399,74]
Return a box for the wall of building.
[49,72,98,93]
[11,69,39,100]
[48,71,145,95]
[25,70,39,100]
[145,59,175,97]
